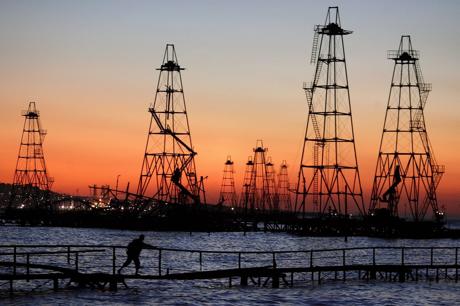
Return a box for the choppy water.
[1,226,460,305]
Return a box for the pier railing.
[0,245,458,279]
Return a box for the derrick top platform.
[158,60,184,71]
[316,23,352,36]
[387,49,420,61]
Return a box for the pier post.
[398,271,405,282]
[26,254,30,282]
[310,250,314,282]
[240,275,248,287]
[401,247,405,266]
[13,247,17,276]
[455,247,458,283]
[109,279,117,291]
[399,247,405,282]
[370,248,376,279]
[272,252,279,288]
[272,275,279,288]
[53,277,58,291]
[158,249,162,276]
[430,248,434,266]
[112,247,116,275]
[398,268,405,283]
[342,249,346,281]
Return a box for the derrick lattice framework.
[295,7,365,216]
[369,36,444,221]
[277,160,292,212]
[240,156,254,211]
[249,141,276,211]
[137,44,202,204]
[240,140,277,212]
[265,157,278,210]
[219,156,238,207]
[10,102,53,208]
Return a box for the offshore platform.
[0,7,452,237]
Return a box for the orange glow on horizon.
[0,1,458,216]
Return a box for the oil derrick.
[10,102,53,208]
[243,140,276,212]
[369,36,444,221]
[295,7,365,217]
[218,156,237,207]
[240,156,255,211]
[137,44,203,205]
[277,160,292,211]
[265,157,278,211]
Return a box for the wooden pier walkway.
[0,245,459,293]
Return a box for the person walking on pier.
[118,234,154,275]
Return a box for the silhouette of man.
[118,234,154,275]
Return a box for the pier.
[1,244,460,294]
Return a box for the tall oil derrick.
[295,7,365,217]
[277,160,292,211]
[9,102,53,208]
[240,156,255,211]
[219,156,237,207]
[245,140,276,212]
[369,36,444,221]
[137,44,203,205]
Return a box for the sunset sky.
[0,1,459,215]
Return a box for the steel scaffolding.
[10,102,53,208]
[369,35,444,221]
[277,160,292,212]
[295,7,365,217]
[219,156,238,207]
[137,44,204,205]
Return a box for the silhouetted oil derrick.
[265,157,278,211]
[219,156,238,207]
[240,156,255,211]
[370,36,444,221]
[277,160,292,211]
[10,102,53,208]
[137,44,204,205]
[295,7,365,217]
[243,140,276,212]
